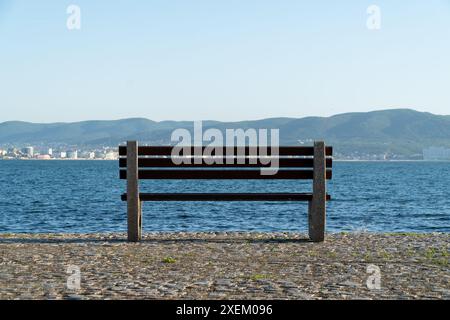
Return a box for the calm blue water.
[0,161,449,233]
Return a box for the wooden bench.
[119,141,333,242]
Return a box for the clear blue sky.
[1,0,450,122]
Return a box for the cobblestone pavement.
[0,232,449,300]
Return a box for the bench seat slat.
[121,193,331,201]
[120,169,332,180]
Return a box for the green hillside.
[1,109,449,158]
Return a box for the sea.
[0,160,449,233]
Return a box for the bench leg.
[127,140,141,242]
[308,200,325,242]
[138,201,142,239]
[308,141,326,242]
[127,197,142,242]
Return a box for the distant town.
[333,147,450,161]
[0,146,119,160]
[0,145,450,161]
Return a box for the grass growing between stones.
[162,257,177,264]
[250,274,270,281]
[377,250,393,260]
[422,247,450,266]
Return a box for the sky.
[0,0,450,122]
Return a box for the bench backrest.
[119,141,332,242]
[119,143,333,180]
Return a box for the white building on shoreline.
[67,150,78,159]
[423,147,450,160]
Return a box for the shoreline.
[1,232,449,300]
[0,231,448,236]
[2,158,450,162]
[0,158,117,161]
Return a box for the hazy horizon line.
[1,107,447,125]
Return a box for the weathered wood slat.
[121,193,331,202]
[119,157,333,168]
[119,146,333,157]
[120,169,332,180]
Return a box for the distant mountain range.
[1,109,450,158]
